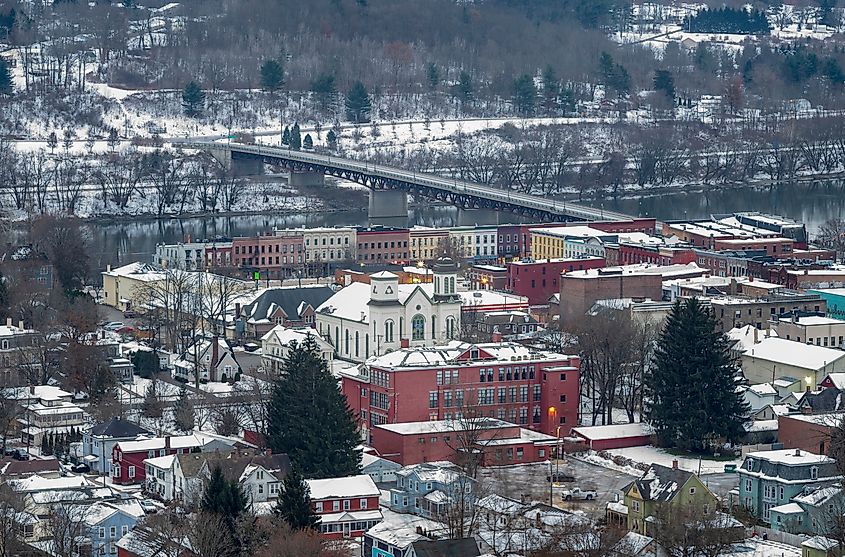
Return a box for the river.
[13,181,845,270]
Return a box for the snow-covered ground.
[599,445,744,475]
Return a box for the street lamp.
[547,406,557,506]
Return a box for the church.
[315,258,462,362]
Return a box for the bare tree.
[188,512,238,557]
[49,502,93,557]
[817,219,845,261]
[650,503,744,557]
[0,488,27,557]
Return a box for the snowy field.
[591,445,744,475]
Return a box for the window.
[745,479,752,492]
[746,459,753,471]
[384,320,394,343]
[411,315,425,341]
[360,498,368,509]
[333,501,340,511]
[110,526,116,538]
[128,465,135,478]
[121,526,128,536]
[258,483,264,494]
[689,487,696,495]
[99,527,105,539]
[632,501,640,512]
[343,500,350,510]
[316,502,323,512]
[429,391,439,409]
[811,466,819,480]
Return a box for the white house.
[260,325,334,374]
[172,336,242,383]
[315,259,462,362]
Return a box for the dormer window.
[810,466,818,480]
[470,349,479,360]
[746,459,753,471]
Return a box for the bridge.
[176,141,634,223]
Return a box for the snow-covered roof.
[572,422,654,441]
[748,383,778,396]
[306,474,379,500]
[117,433,222,453]
[769,502,803,515]
[365,507,447,549]
[725,538,801,557]
[792,486,841,507]
[143,454,176,469]
[566,263,705,279]
[377,418,510,436]
[785,316,845,326]
[823,373,845,390]
[395,462,464,485]
[260,324,330,349]
[102,262,166,281]
[363,341,572,370]
[744,420,778,433]
[458,290,529,309]
[628,464,695,503]
[745,448,833,466]
[743,337,845,371]
[476,494,526,515]
[612,532,653,555]
[3,385,72,401]
[802,537,840,551]
[9,474,92,492]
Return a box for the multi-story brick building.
[339,342,580,440]
[506,257,605,306]
[154,239,233,270]
[559,267,664,326]
[231,232,305,279]
[468,264,507,291]
[356,226,411,265]
[307,475,382,539]
[410,227,449,263]
[709,292,826,332]
[605,243,695,267]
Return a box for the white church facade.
[315,259,462,362]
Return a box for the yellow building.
[101,262,166,310]
[410,227,449,263]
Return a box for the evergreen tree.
[290,123,302,150]
[267,337,361,478]
[131,350,158,379]
[142,381,163,418]
[645,298,750,453]
[260,59,285,92]
[513,74,536,115]
[41,434,50,456]
[326,129,337,150]
[302,134,313,149]
[182,81,206,117]
[282,125,291,146]
[456,71,473,104]
[0,58,12,95]
[345,81,372,124]
[426,62,440,90]
[174,383,195,432]
[653,69,675,101]
[202,465,248,522]
[107,128,120,151]
[47,132,58,154]
[310,73,337,112]
[274,468,319,531]
[542,65,559,113]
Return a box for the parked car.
[71,463,90,473]
[123,310,137,318]
[561,487,597,501]
[139,499,159,514]
[115,326,135,335]
[103,322,125,331]
[547,472,575,483]
[13,449,30,461]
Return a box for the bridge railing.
[175,140,631,221]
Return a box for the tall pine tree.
[0,58,12,95]
[260,59,284,92]
[290,123,302,150]
[267,337,361,478]
[513,74,536,115]
[182,81,206,117]
[345,81,372,124]
[275,468,319,531]
[202,465,248,523]
[645,298,750,452]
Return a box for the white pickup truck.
[561,487,597,501]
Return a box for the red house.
[571,422,654,451]
[306,474,383,539]
[506,257,605,305]
[371,419,559,466]
[340,342,580,440]
[112,434,211,485]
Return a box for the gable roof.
[626,464,697,503]
[116,525,192,557]
[411,538,480,557]
[90,417,152,438]
[242,286,334,324]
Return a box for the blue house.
[770,485,844,535]
[83,418,151,474]
[389,461,475,519]
[738,449,839,525]
[84,502,140,556]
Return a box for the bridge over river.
[177,141,633,224]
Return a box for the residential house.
[112,433,238,485]
[473,311,540,341]
[236,285,334,339]
[617,463,718,535]
[742,383,779,415]
[738,449,839,524]
[363,508,448,557]
[307,474,383,539]
[101,262,166,311]
[12,385,86,448]
[0,457,61,479]
[83,417,152,475]
[361,451,401,484]
[770,486,844,535]
[260,325,333,375]
[116,525,193,557]
[388,461,474,520]
[316,262,462,363]
[801,537,842,557]
[172,336,242,383]
[83,501,142,557]
[0,320,42,386]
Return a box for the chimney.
[106,264,111,272]
[29,385,35,395]
[794,449,801,457]
[211,336,220,371]
[672,459,678,470]
[4,317,10,326]
[753,326,758,345]
[165,437,170,449]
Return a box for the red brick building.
[588,218,657,234]
[356,226,411,265]
[604,243,695,267]
[506,257,605,305]
[231,232,305,279]
[371,419,558,466]
[112,435,209,485]
[559,268,664,326]
[307,475,383,539]
[777,414,835,456]
[340,342,580,440]
[468,264,508,291]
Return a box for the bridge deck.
[178,141,633,222]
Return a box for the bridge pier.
[288,171,325,188]
[368,189,409,228]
